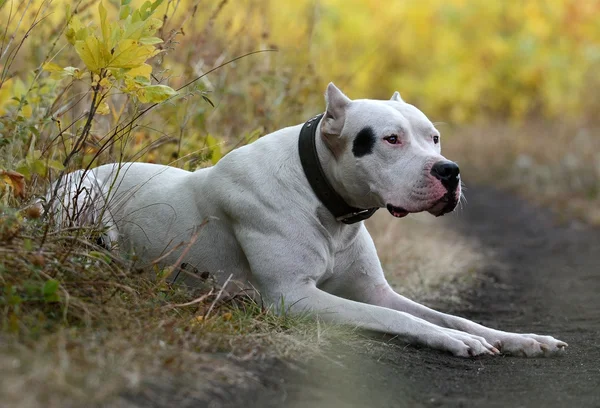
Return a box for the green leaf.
[123,20,146,40]
[89,251,111,263]
[141,18,163,37]
[42,280,59,298]
[65,15,87,45]
[206,135,222,164]
[28,125,40,138]
[31,160,46,176]
[139,1,153,19]
[15,165,30,179]
[119,4,132,20]
[31,150,42,161]
[23,281,39,297]
[137,84,177,103]
[139,36,163,45]
[134,76,151,86]
[47,160,65,171]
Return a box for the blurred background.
[2,0,599,221]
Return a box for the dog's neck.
[315,120,369,209]
[297,115,377,224]
[314,126,347,196]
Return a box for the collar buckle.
[336,208,378,224]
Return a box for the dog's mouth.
[386,204,409,218]
[387,194,459,219]
[427,194,459,217]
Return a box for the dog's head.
[320,83,461,218]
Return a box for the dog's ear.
[390,91,403,102]
[322,82,351,136]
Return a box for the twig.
[162,289,214,310]
[204,273,233,319]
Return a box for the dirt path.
[242,186,600,408]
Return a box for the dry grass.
[0,208,337,407]
[445,122,600,225]
[368,211,490,305]
[0,321,331,408]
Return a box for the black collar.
[298,113,378,224]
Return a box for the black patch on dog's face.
[352,127,375,157]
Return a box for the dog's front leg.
[270,283,498,357]
[374,287,568,357]
[335,228,567,357]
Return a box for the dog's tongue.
[386,204,409,218]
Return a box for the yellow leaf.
[127,63,152,79]
[99,77,112,88]
[189,315,204,327]
[122,77,141,93]
[96,101,110,115]
[108,39,160,69]
[43,62,73,80]
[12,78,27,98]
[99,2,110,44]
[0,170,26,199]
[22,104,32,118]
[42,62,63,72]
[74,36,105,73]
[0,78,13,115]
[222,312,233,321]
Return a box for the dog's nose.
[430,160,460,190]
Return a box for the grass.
[367,211,490,306]
[0,211,326,406]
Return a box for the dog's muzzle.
[428,160,460,217]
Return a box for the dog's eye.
[384,135,400,144]
[433,135,440,144]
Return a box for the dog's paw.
[493,333,568,357]
[435,328,500,357]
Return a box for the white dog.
[49,83,567,357]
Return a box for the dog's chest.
[315,207,362,279]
